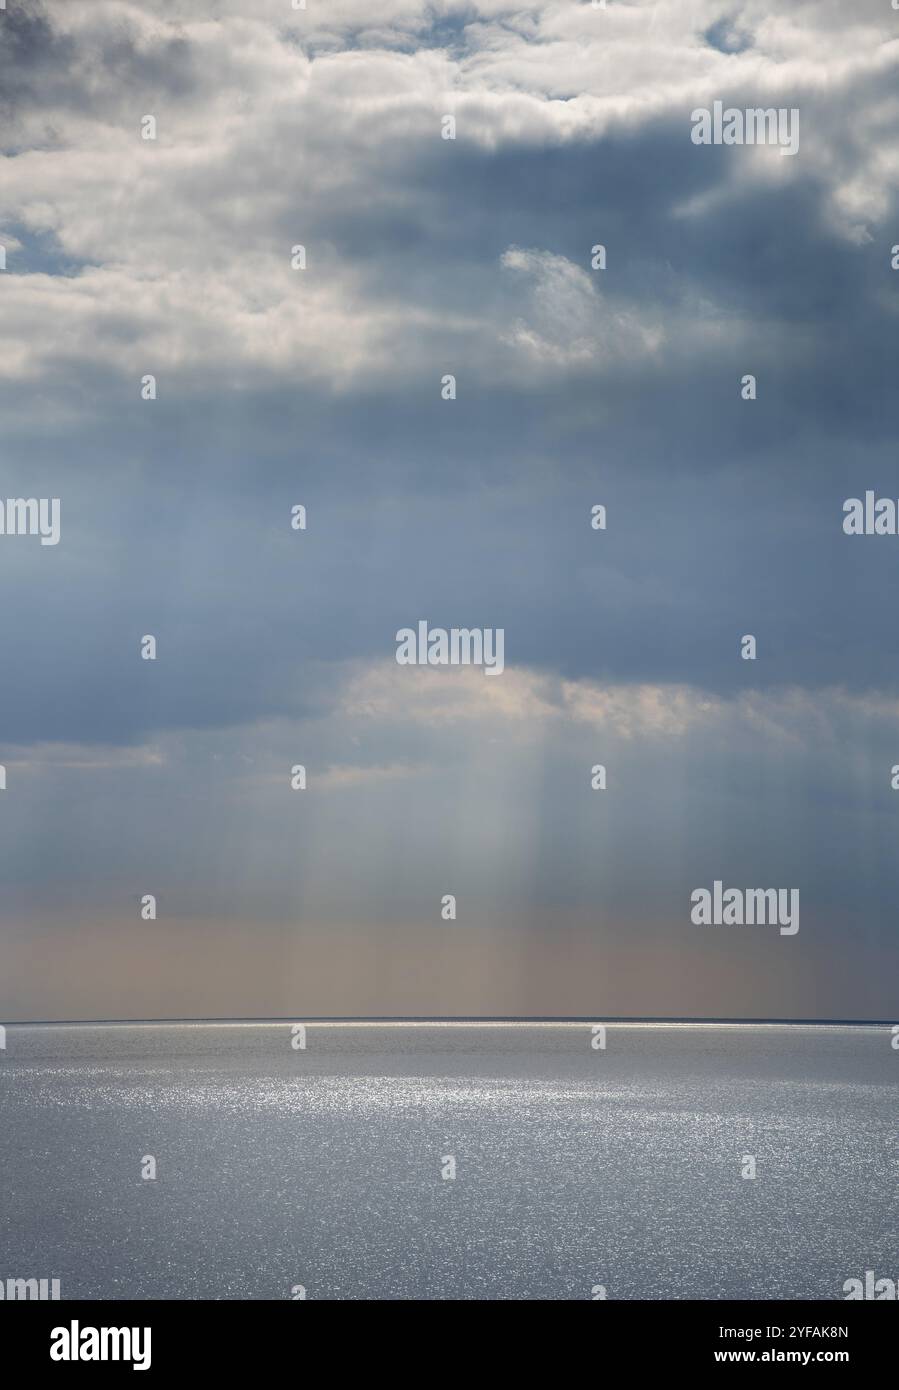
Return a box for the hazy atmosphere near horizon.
[2,0,899,1021]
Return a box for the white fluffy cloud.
[1,0,896,394]
[500,245,663,366]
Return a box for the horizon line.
[3,1015,895,1027]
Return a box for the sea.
[0,1021,894,1300]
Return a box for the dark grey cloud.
[0,2,76,128]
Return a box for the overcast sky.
[1,0,898,1019]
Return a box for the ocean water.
[0,1022,894,1301]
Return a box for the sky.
[1,0,898,1019]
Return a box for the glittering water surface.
[0,1022,894,1300]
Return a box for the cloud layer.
[1,0,898,1017]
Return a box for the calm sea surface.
[0,1022,894,1300]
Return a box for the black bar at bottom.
[3,1298,892,1374]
